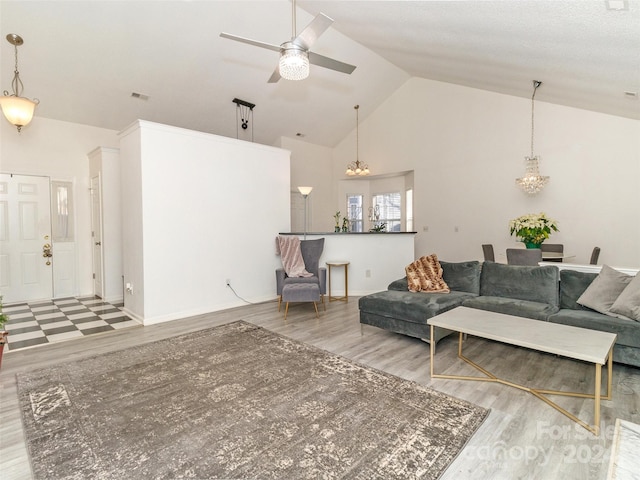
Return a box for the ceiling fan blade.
[219,32,281,53]
[293,13,333,50]
[308,51,356,75]
[268,68,281,83]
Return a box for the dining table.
[498,250,576,262]
[541,251,576,261]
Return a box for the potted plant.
[333,211,341,232]
[0,296,9,369]
[509,212,559,248]
[369,222,387,233]
[341,217,349,233]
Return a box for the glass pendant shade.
[279,43,309,81]
[2,34,39,132]
[515,156,549,194]
[0,95,37,131]
[345,160,370,176]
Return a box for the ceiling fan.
[220,0,356,82]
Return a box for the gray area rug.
[17,321,489,479]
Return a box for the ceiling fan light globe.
[279,44,309,81]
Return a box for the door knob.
[42,243,53,258]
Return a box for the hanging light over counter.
[346,105,369,176]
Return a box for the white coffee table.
[428,307,616,435]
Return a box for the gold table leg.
[429,332,613,436]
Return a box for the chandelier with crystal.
[516,80,549,194]
[346,105,370,176]
[0,34,39,132]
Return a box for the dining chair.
[590,247,601,265]
[541,243,563,262]
[506,248,542,266]
[482,244,495,262]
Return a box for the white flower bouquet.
[509,212,559,246]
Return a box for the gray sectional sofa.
[359,261,640,368]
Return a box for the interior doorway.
[90,175,104,298]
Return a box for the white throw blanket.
[276,236,313,278]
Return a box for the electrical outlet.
[125,282,134,294]
[365,269,371,278]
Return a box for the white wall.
[0,116,119,297]
[331,78,640,267]
[278,136,334,232]
[120,120,291,324]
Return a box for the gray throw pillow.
[610,273,640,321]
[576,265,632,317]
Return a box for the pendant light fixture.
[346,105,369,176]
[516,80,549,194]
[0,34,39,132]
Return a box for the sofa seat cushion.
[358,290,475,325]
[548,309,640,349]
[462,296,559,321]
[479,261,560,306]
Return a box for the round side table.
[326,260,350,302]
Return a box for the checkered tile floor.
[3,296,140,351]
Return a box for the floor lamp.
[298,186,313,239]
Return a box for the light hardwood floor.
[1,298,639,479]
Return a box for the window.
[346,194,363,232]
[51,181,74,242]
[372,192,401,232]
[406,189,413,232]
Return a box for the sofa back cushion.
[388,260,482,294]
[440,261,482,294]
[479,261,559,306]
[559,269,598,310]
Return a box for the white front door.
[90,175,104,298]
[0,174,54,303]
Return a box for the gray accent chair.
[276,238,327,312]
[541,243,563,262]
[590,247,601,265]
[506,248,542,266]
[482,244,495,262]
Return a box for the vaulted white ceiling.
[1,1,638,147]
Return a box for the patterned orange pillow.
[405,254,450,293]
